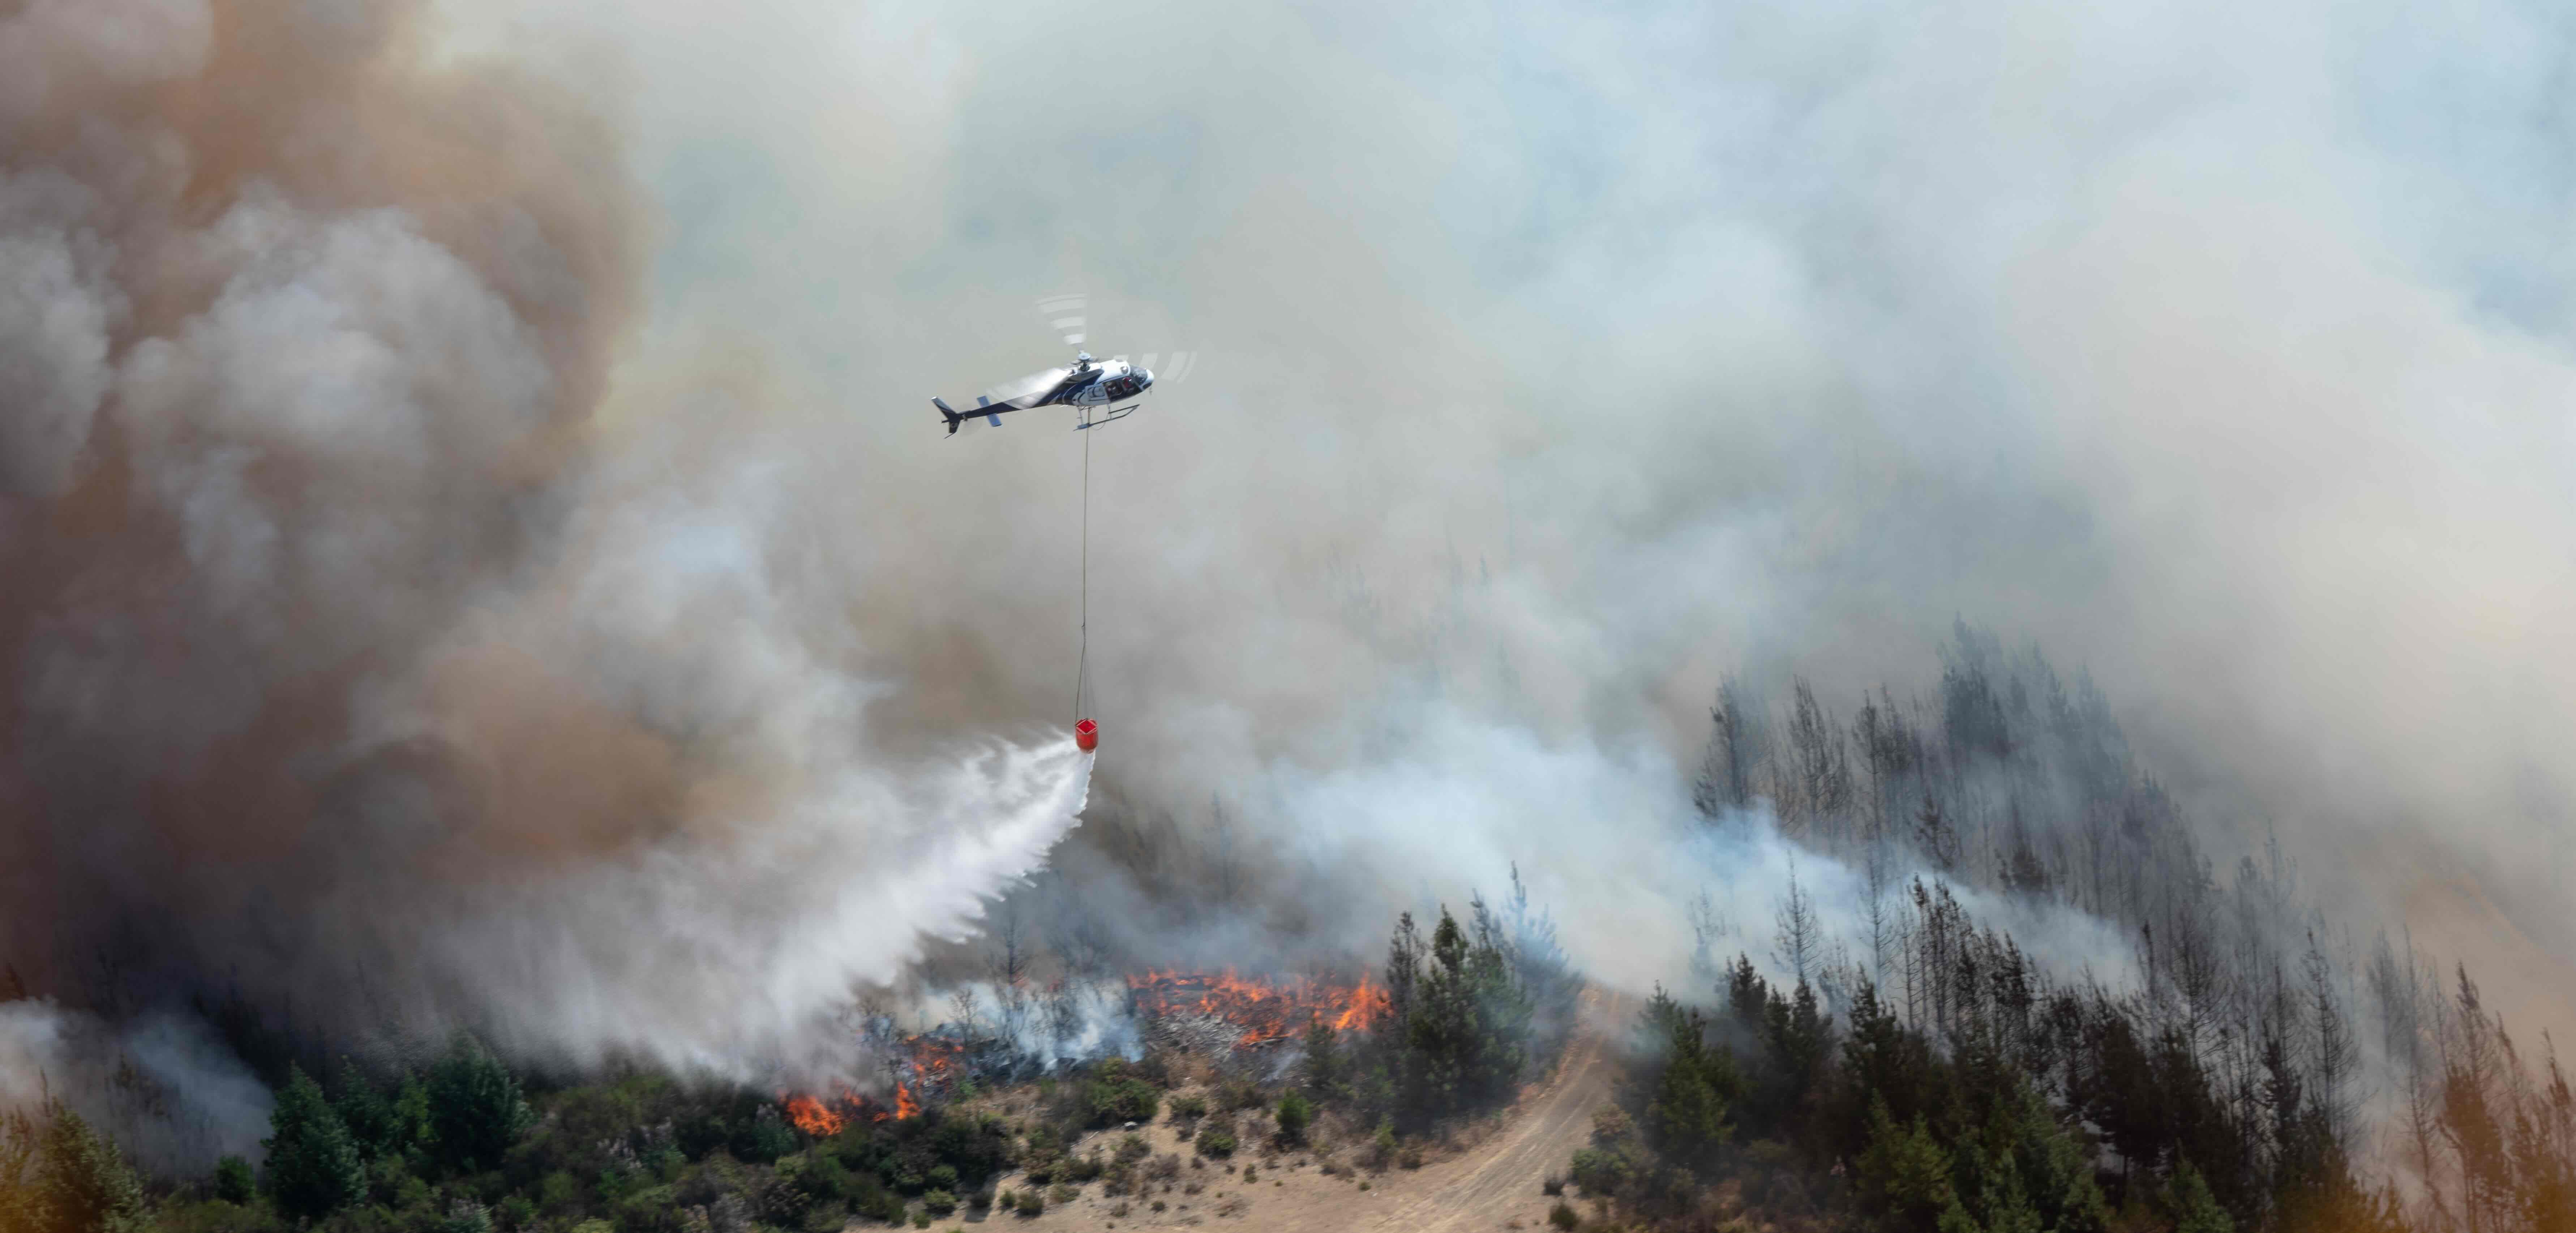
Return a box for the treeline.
[1568,628,2576,1232]
[1301,873,1581,1135]
[0,885,1577,1233]
[1574,890,2413,1230]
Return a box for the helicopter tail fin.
[933,397,963,436]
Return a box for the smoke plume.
[6,0,2573,1172]
[0,0,1091,1093]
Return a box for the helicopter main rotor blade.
[987,366,1070,407]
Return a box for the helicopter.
[932,294,1198,436]
[933,350,1154,436]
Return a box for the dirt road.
[985,987,1630,1233]
[1362,987,1629,1232]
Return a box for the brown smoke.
[0,0,1096,1082]
[0,0,641,998]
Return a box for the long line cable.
[1073,415,1091,725]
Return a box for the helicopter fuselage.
[1047,359,1153,407]
[935,353,1155,435]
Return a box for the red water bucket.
[1074,718,1098,752]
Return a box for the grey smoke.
[4,0,2572,1175]
[0,0,1095,1112]
[457,0,2573,1025]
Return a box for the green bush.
[1274,1093,1312,1145]
[1194,1128,1236,1159]
[1568,1146,1636,1196]
[1081,1061,1161,1129]
[1216,1080,1265,1113]
[440,1200,493,1233]
[425,1036,533,1174]
[265,1066,366,1219]
[213,1156,256,1206]
[1548,1200,1580,1230]
[920,1189,957,1216]
[1013,1187,1045,1217]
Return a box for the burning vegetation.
[1125,969,1392,1047]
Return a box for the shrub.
[910,1212,930,1229]
[1360,1122,1397,1171]
[1166,1095,1208,1123]
[425,1036,533,1174]
[1194,1128,1236,1159]
[1548,1200,1581,1230]
[920,1189,957,1216]
[1013,1187,1045,1217]
[1047,1182,1078,1205]
[440,1200,494,1233]
[1216,1080,1265,1113]
[214,1156,257,1205]
[1542,1174,1565,1196]
[265,1067,366,1219]
[1568,1146,1636,1196]
[1274,1093,1312,1146]
[1083,1063,1161,1129]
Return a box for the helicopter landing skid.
[1075,404,1139,431]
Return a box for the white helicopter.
[931,294,1196,436]
[933,350,1154,436]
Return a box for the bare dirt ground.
[940,987,1631,1233]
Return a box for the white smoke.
[1257,703,2137,999]
[0,1000,272,1175]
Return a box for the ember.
[1125,969,1391,1046]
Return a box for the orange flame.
[784,1093,847,1136]
[1125,969,1391,1047]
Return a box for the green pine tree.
[425,1035,532,1174]
[330,1057,402,1160]
[37,1106,145,1233]
[1858,1098,1958,1230]
[1640,1002,1736,1172]
[265,1065,367,1220]
[2163,1159,2234,1233]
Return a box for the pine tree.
[331,1057,402,1160]
[2163,1159,2234,1233]
[266,1066,366,1220]
[36,1106,145,1233]
[1641,1006,1736,1172]
[425,1035,532,1174]
[1857,1099,1957,1230]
